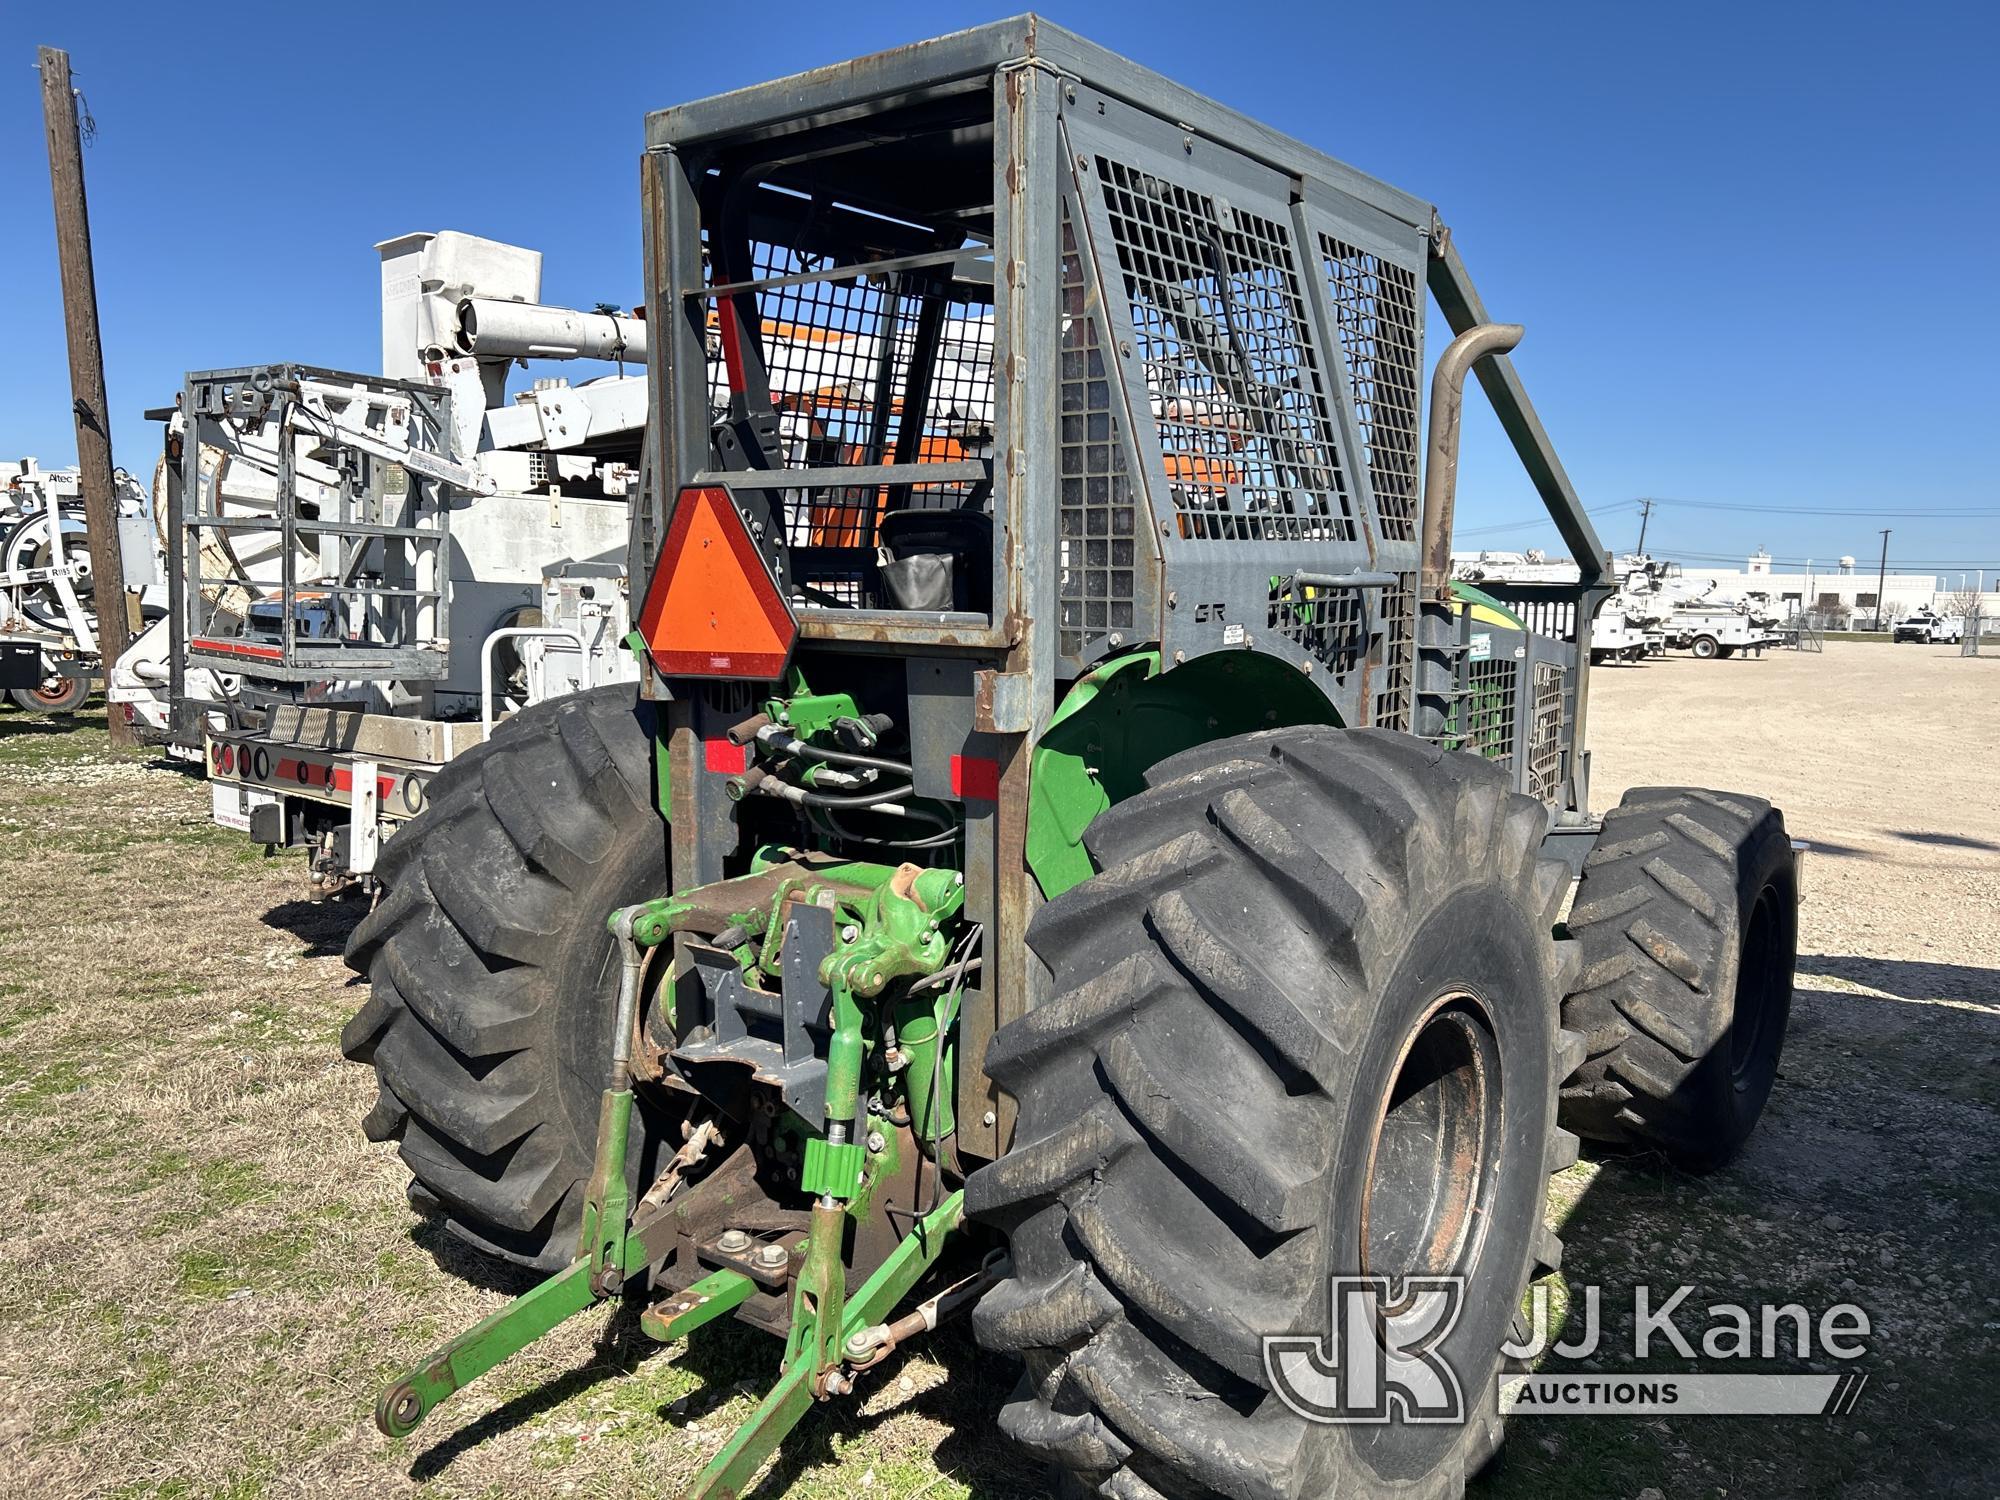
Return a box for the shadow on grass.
[0,715,88,740]
[662,1317,1052,1500]
[398,1216,1053,1498]
[143,750,206,780]
[406,1214,551,1296]
[261,894,367,959]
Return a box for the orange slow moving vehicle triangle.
[637,487,797,679]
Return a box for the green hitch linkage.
[682,1189,967,1500]
[374,906,659,1439]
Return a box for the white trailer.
[1453,549,1663,663]
[1584,602,1657,664]
[1659,605,1782,658]
[128,231,649,893]
[1582,555,1783,660]
[127,226,984,893]
[2,459,160,711]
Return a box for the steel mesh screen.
[1059,208,1139,658]
[706,240,996,474]
[1370,572,1416,730]
[1268,579,1367,681]
[1318,236,1421,544]
[699,230,996,602]
[1458,656,1517,769]
[1527,661,1567,801]
[1094,156,1353,543]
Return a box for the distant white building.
[1673,551,1984,627]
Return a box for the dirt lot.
[1,642,1994,1499]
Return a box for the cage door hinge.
[974,669,1033,734]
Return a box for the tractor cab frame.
[636,16,1609,1162]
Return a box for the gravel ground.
[1489,642,2000,1499]
[0,642,1994,1500]
[1584,641,2000,980]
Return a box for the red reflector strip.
[330,767,397,800]
[950,754,1001,802]
[704,739,749,774]
[191,637,284,661]
[276,757,333,788]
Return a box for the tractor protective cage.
[634,15,1607,1157]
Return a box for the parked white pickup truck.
[1893,608,1965,643]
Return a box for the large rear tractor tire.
[341,684,667,1271]
[1558,787,1796,1169]
[968,728,1582,1500]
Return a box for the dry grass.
[0,644,1994,1499]
[0,718,1043,1500]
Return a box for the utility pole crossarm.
[1427,233,1604,583]
[38,43,135,746]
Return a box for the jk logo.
[1264,1276,1467,1425]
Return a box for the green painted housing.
[1025,652,1344,899]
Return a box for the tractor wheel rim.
[1360,992,1503,1282]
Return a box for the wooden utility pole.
[37,45,135,746]
[1873,528,1891,632]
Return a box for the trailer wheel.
[1716,644,1736,659]
[341,683,668,1271]
[969,728,1580,1499]
[1689,635,1720,659]
[10,674,89,714]
[1558,787,1796,1168]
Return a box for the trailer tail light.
[218,744,236,775]
[636,486,796,680]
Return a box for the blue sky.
[4,1,1995,580]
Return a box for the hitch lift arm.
[372,880,973,1498]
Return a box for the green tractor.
[342,20,1799,1497]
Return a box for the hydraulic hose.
[727,766,919,810]
[756,726,912,778]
